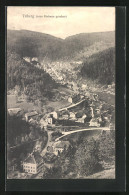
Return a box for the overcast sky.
[7,7,115,39]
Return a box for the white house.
[82,114,87,119]
[32,57,38,61]
[68,97,72,103]
[23,57,31,62]
[8,108,21,115]
[76,114,86,123]
[69,112,76,119]
[23,152,43,174]
[82,84,87,90]
[89,118,100,127]
[50,111,58,119]
[46,117,53,125]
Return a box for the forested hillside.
[7,51,58,101]
[65,31,115,51]
[43,131,115,179]
[7,30,115,95]
[7,30,63,60]
[7,30,115,61]
[80,47,115,85]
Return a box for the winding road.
[40,126,112,157]
[55,127,111,141]
[58,99,85,111]
[41,130,53,156]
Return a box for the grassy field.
[7,94,71,114]
[45,100,71,111]
[7,95,41,113]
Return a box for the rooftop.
[54,141,70,149]
[8,108,21,111]
[24,152,43,164]
[25,111,38,117]
[8,108,21,115]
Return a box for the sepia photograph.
[7,6,115,179]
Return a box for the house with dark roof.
[25,111,38,121]
[23,152,43,174]
[75,111,84,118]
[49,111,58,119]
[58,110,70,120]
[53,141,70,156]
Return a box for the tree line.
[81,47,115,85]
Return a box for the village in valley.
[6,5,116,176]
[7,56,115,179]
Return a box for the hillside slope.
[65,31,114,53]
[7,30,115,61]
[7,51,58,102]
[7,30,63,60]
[80,47,115,85]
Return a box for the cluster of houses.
[7,91,110,130]
[7,93,103,129]
[22,140,70,175]
[23,57,41,68]
[8,57,114,177]
[41,61,80,86]
[23,57,39,63]
[39,103,102,128]
[7,92,112,177]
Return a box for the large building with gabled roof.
[22,152,43,174]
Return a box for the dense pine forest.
[81,47,115,85]
[7,51,58,102]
